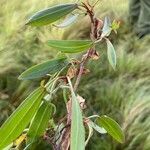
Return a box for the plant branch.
[74,49,90,91]
[73,3,99,91]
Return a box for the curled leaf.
[85,122,93,146]
[88,120,107,134]
[67,66,78,79]
[54,14,79,28]
[101,16,112,38]
[77,95,86,109]
[89,50,100,60]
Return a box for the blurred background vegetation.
[0,0,150,149]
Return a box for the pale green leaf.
[3,143,13,150]
[89,120,107,134]
[54,14,79,28]
[27,101,53,143]
[18,57,68,80]
[106,39,117,70]
[97,115,125,143]
[85,122,93,146]
[47,40,92,53]
[0,88,45,149]
[101,16,112,38]
[26,3,78,26]
[67,77,85,150]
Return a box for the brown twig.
[59,2,101,149]
[93,0,100,8]
[73,3,99,91]
[74,49,91,91]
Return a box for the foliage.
[0,0,150,150]
[0,0,125,149]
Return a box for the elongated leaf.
[101,17,112,38]
[67,77,85,150]
[27,101,53,143]
[26,3,78,26]
[19,57,68,80]
[54,14,79,28]
[97,115,125,143]
[47,40,92,53]
[0,88,45,149]
[85,122,93,146]
[3,143,13,150]
[89,120,107,134]
[106,39,117,70]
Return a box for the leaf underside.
[106,39,117,70]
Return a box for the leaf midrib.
[73,95,79,149]
[48,42,92,50]
[100,118,123,142]
[30,4,76,22]
[30,104,49,141]
[0,91,43,148]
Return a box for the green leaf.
[19,57,68,80]
[47,40,92,53]
[54,14,79,28]
[85,121,93,146]
[88,120,107,134]
[26,3,78,26]
[0,88,45,149]
[97,115,125,143]
[106,39,117,70]
[27,101,53,143]
[67,77,85,150]
[101,16,112,38]
[111,20,120,31]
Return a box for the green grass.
[0,0,150,149]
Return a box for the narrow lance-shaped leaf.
[47,40,92,53]
[27,101,53,143]
[97,115,125,143]
[101,16,112,38]
[106,39,117,70]
[54,14,79,28]
[0,88,45,149]
[85,121,93,146]
[67,77,85,150]
[18,57,68,80]
[26,3,78,26]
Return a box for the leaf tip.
[18,74,26,80]
[18,75,23,80]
